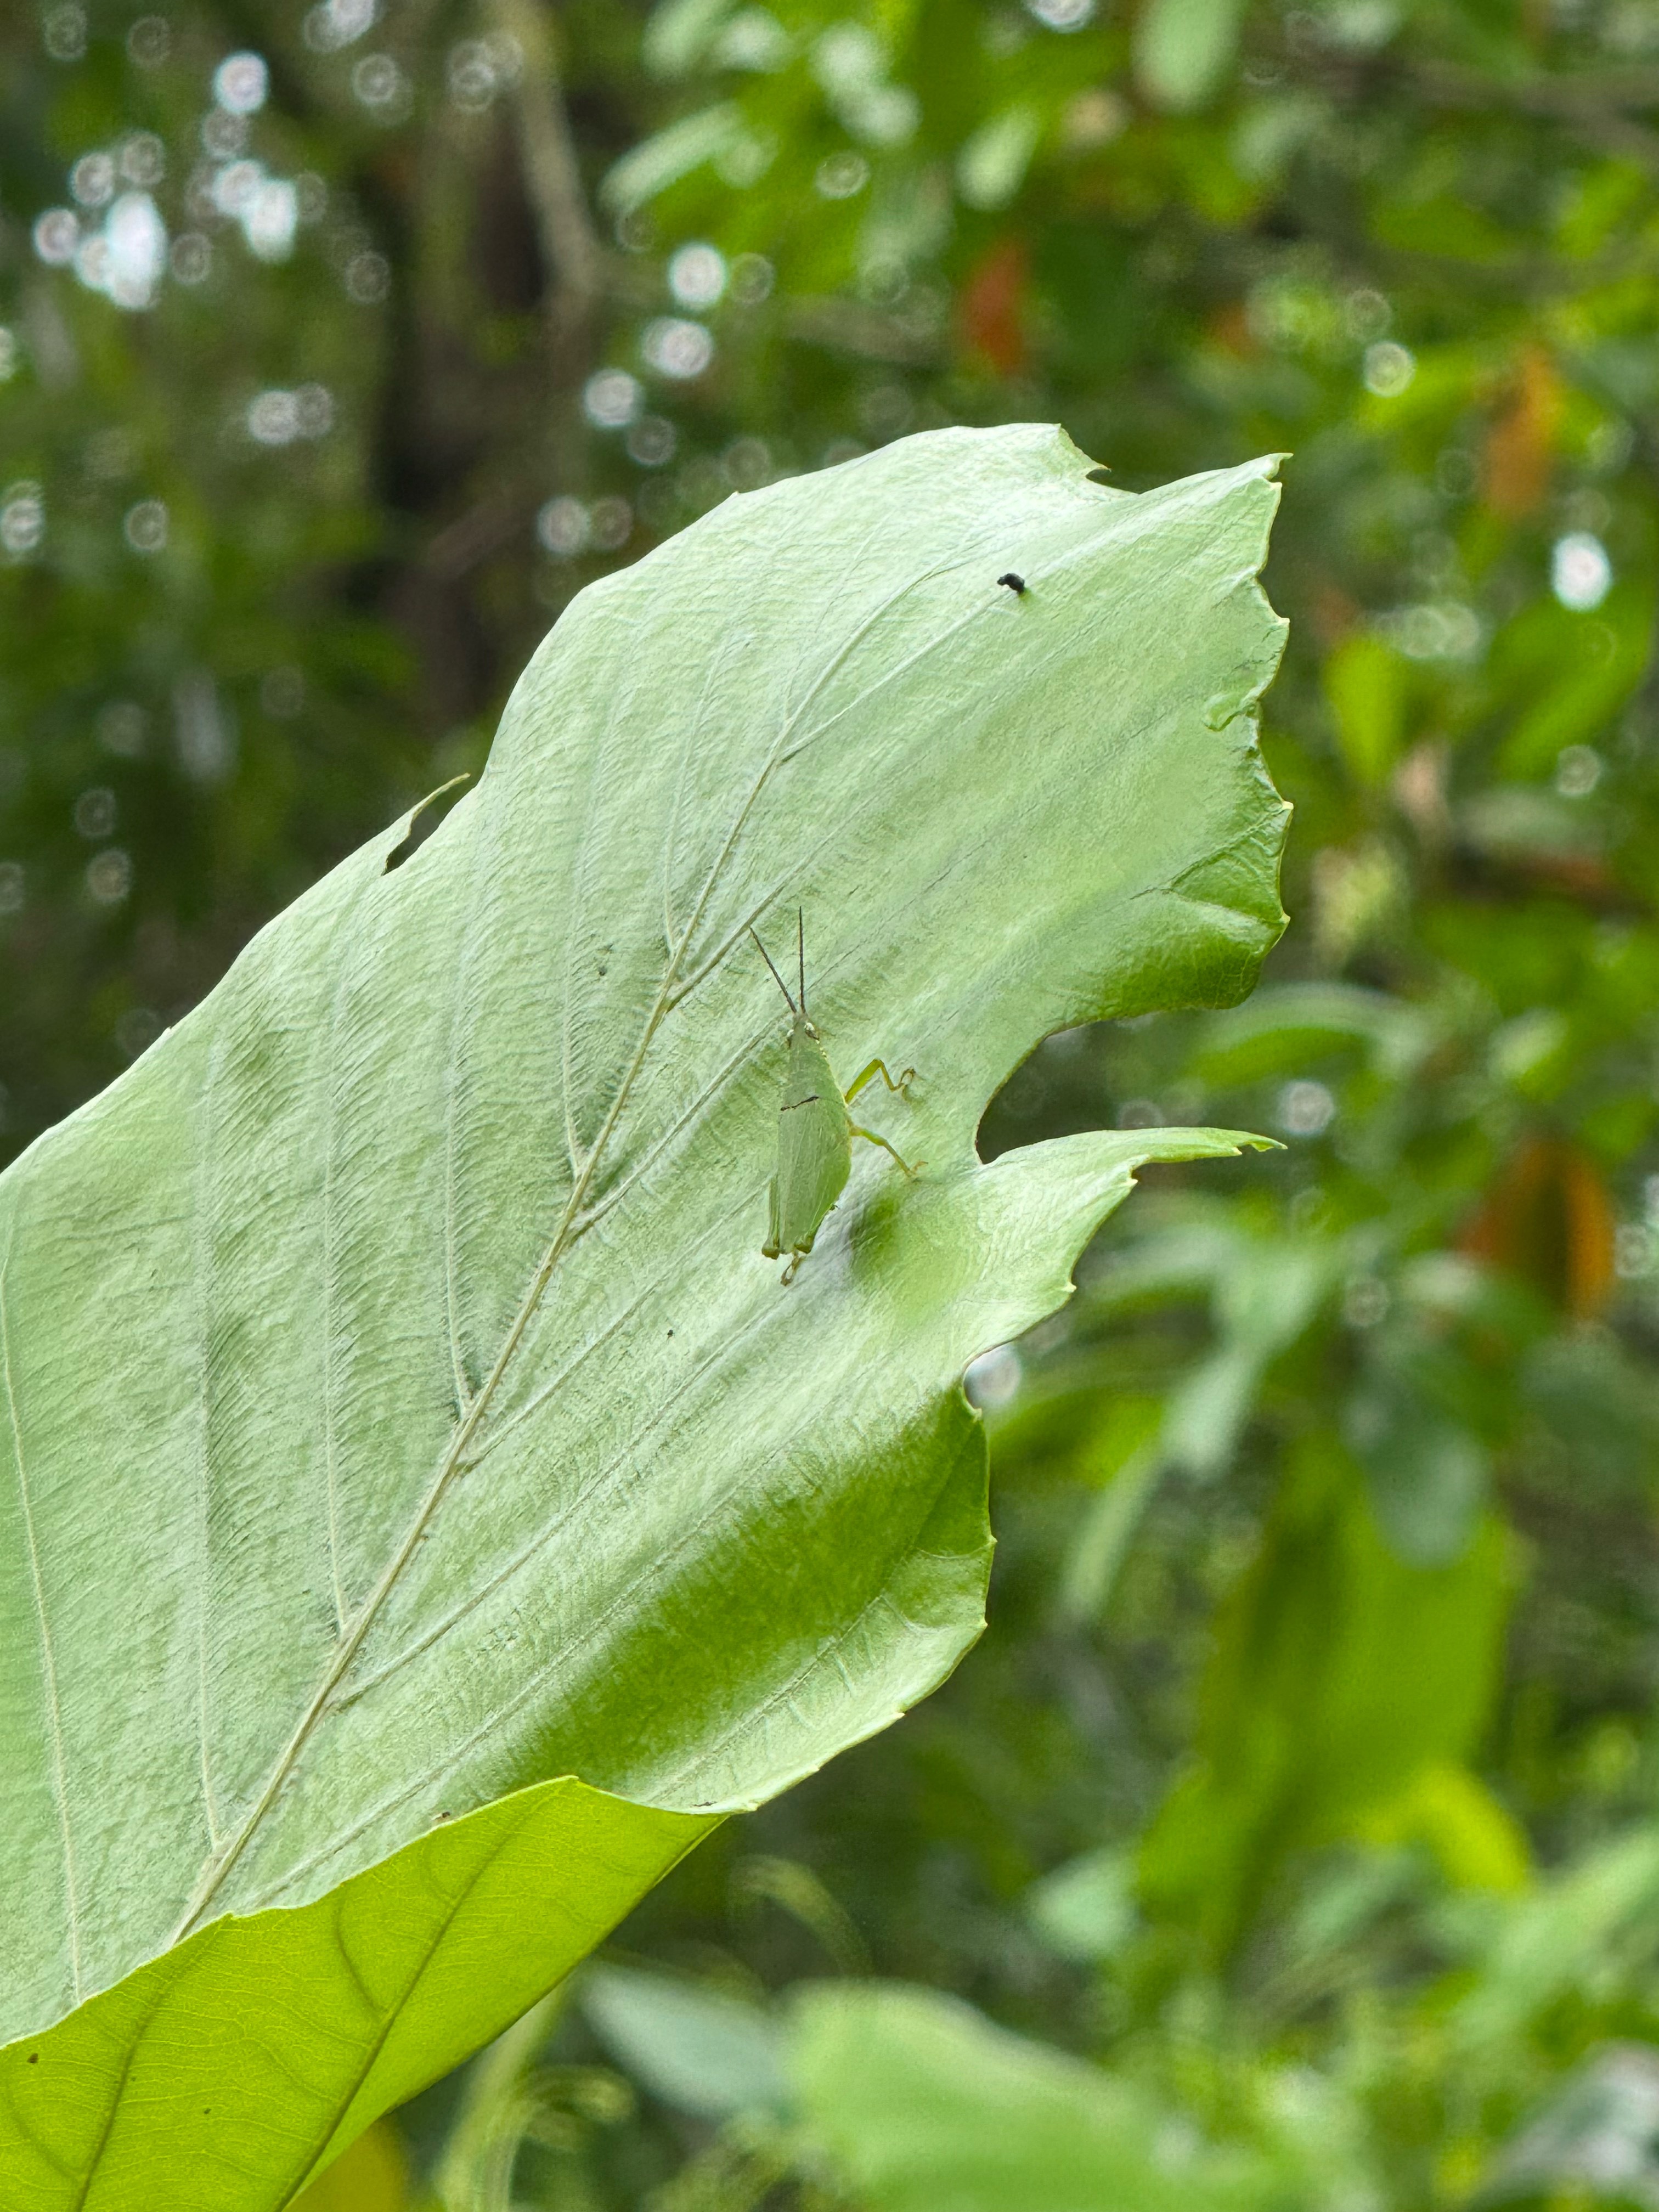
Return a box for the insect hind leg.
[850,1124,922,1178]
[844,1057,915,1105]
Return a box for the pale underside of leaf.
[0,425,1288,2204]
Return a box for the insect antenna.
[797,907,807,1018]
[749,926,797,1013]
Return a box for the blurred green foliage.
[11,0,1659,2203]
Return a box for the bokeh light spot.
[247,385,334,445]
[1552,531,1613,611]
[303,0,377,52]
[1362,340,1415,396]
[344,250,390,302]
[729,252,774,304]
[74,788,118,841]
[1278,1080,1336,1137]
[86,850,133,906]
[123,499,169,554]
[627,415,678,467]
[103,194,169,309]
[120,133,166,187]
[33,211,79,266]
[641,318,714,380]
[537,498,590,556]
[668,242,726,310]
[815,150,870,198]
[71,153,117,209]
[1026,0,1095,29]
[583,369,642,427]
[352,54,409,116]
[1556,744,1603,796]
[0,485,46,558]
[170,233,211,284]
[43,4,87,61]
[589,496,633,550]
[244,178,298,262]
[126,15,171,66]
[201,108,249,157]
[213,52,269,115]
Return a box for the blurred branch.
[784,296,945,367]
[1415,61,1659,115]
[1408,60,1659,170]
[424,492,528,581]
[1288,46,1659,170]
[490,0,605,330]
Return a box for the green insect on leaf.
[752,915,920,1283]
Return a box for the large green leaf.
[789,1982,1291,2211]
[0,425,1286,2203]
[1139,1438,1517,1948]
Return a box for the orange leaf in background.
[1462,1135,1615,1318]
[1310,580,1361,647]
[1206,301,1253,356]
[960,237,1029,377]
[1481,347,1563,520]
[1393,739,1451,844]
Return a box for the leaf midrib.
[171,878,689,1941]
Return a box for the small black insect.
[997,572,1026,595]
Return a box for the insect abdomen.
[774,1031,851,1256]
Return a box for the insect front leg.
[849,1124,922,1178]
[762,1173,782,1260]
[843,1057,915,1105]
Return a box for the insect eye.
[997,572,1026,595]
